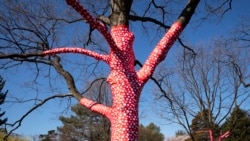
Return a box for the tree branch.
[137,22,183,83]
[129,15,196,56]
[81,77,107,95]
[137,0,200,84]
[80,98,112,119]
[0,52,43,59]
[65,0,116,49]
[177,0,200,28]
[4,94,72,140]
[42,47,109,63]
[52,56,82,100]
[129,15,170,29]
[134,60,172,106]
[233,62,250,88]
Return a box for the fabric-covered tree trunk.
[107,26,141,140]
[42,0,199,140]
[43,22,183,141]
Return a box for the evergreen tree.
[187,109,220,141]
[0,76,7,126]
[0,130,28,141]
[57,104,110,141]
[175,130,186,136]
[39,130,58,141]
[221,106,250,141]
[139,123,164,141]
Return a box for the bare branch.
[129,15,170,29]
[177,0,200,27]
[98,15,111,25]
[4,94,72,140]
[134,60,173,106]
[232,62,250,88]
[81,77,107,95]
[0,52,43,59]
[51,56,82,100]
[129,15,196,55]
[205,0,233,18]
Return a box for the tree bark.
[109,0,133,26]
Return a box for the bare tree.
[231,16,250,48]
[155,41,250,140]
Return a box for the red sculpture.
[198,130,230,141]
[42,0,188,140]
[219,131,230,141]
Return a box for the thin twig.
[4,94,72,140]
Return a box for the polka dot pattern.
[108,25,135,72]
[42,47,108,62]
[137,22,183,84]
[42,1,185,140]
[80,98,112,118]
[106,25,141,141]
[65,0,116,48]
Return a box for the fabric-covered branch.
[137,0,200,84]
[137,22,183,83]
[42,47,109,63]
[129,15,196,55]
[66,0,116,49]
[80,98,112,119]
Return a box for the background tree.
[221,106,250,141]
[0,129,28,141]
[230,17,250,48]
[58,104,110,141]
[186,109,220,141]
[175,130,186,137]
[154,41,250,140]
[39,130,58,141]
[57,78,111,141]
[139,122,164,141]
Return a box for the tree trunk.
[107,26,141,140]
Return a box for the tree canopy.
[139,123,164,141]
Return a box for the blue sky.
[1,0,250,139]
